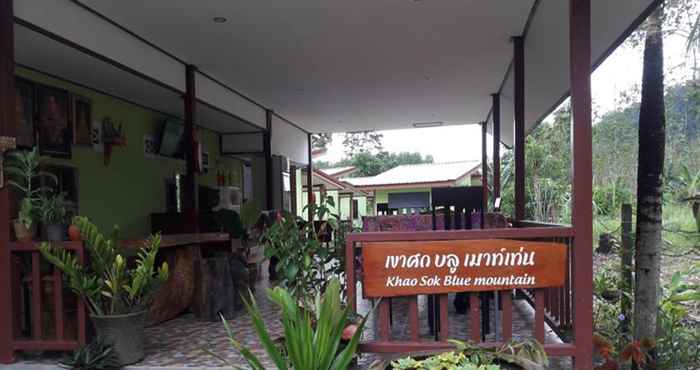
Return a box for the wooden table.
[119,233,230,324]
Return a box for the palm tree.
[634,8,666,370]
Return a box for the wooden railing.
[345,226,577,358]
[9,241,86,352]
[513,220,574,332]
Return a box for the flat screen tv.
[158,120,185,158]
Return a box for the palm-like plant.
[670,164,700,200]
[39,216,169,316]
[38,192,68,225]
[209,278,367,370]
[4,147,57,228]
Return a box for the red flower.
[342,324,358,341]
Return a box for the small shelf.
[9,240,83,252]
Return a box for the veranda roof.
[13,0,658,150]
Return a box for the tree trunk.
[634,9,665,370]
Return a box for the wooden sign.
[362,239,566,298]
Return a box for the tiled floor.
[15,265,572,369]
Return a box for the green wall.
[299,188,368,227]
[16,67,243,238]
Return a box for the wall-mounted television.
[158,120,185,158]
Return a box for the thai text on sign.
[361,239,566,298]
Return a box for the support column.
[491,93,501,205]
[289,165,297,215]
[481,122,489,214]
[307,133,313,222]
[183,65,198,232]
[0,0,16,362]
[570,0,593,368]
[348,193,354,222]
[513,36,526,221]
[264,110,273,210]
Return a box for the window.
[42,164,79,215]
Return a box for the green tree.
[342,131,384,156]
[311,133,333,150]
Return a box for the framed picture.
[72,95,92,145]
[36,84,71,158]
[15,78,35,148]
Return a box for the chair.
[429,186,489,340]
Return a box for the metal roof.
[319,166,357,177]
[343,161,480,188]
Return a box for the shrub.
[209,278,368,370]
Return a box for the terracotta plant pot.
[68,224,82,241]
[13,221,33,242]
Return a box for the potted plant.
[215,200,262,283]
[260,197,345,305]
[40,216,169,365]
[3,147,57,242]
[38,192,68,241]
[377,339,549,370]
[207,277,368,370]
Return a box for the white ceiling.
[16,0,658,145]
[14,23,260,133]
[80,0,534,135]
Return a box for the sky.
[317,29,695,164]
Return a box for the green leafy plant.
[17,198,34,230]
[39,216,169,316]
[656,263,700,369]
[215,201,261,241]
[208,278,368,370]
[387,339,547,370]
[60,336,120,370]
[390,351,501,370]
[669,164,700,201]
[3,147,57,228]
[38,192,68,225]
[261,197,346,306]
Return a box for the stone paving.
[14,265,572,369]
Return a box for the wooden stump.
[192,257,237,321]
[148,247,195,324]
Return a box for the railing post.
[570,0,594,368]
[345,239,356,314]
[0,0,16,362]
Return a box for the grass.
[593,201,699,254]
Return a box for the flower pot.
[13,221,34,242]
[68,224,82,241]
[46,224,65,241]
[90,311,147,365]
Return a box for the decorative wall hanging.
[143,134,158,158]
[102,117,127,166]
[91,120,103,152]
[72,95,92,145]
[36,84,71,158]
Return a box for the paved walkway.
[10,266,572,369]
